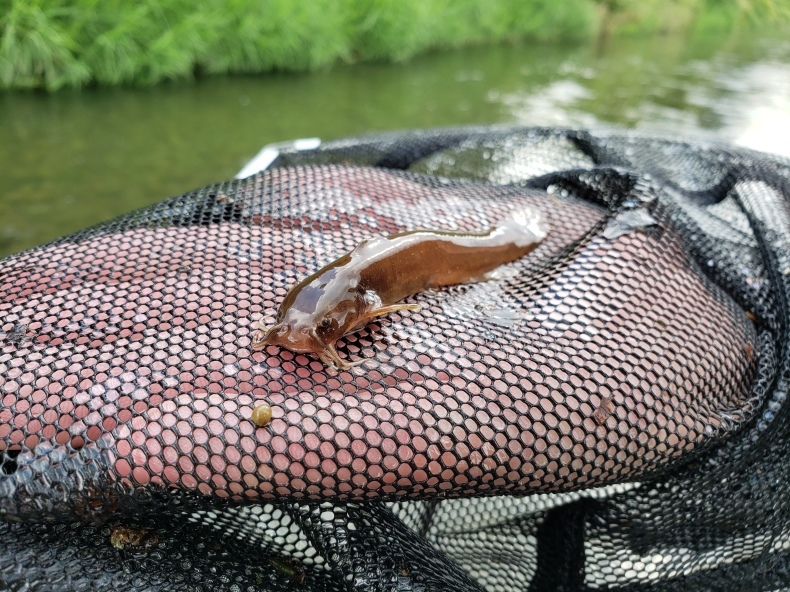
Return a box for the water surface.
[1,32,788,257]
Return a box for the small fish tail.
[497,206,549,248]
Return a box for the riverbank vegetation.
[1,0,788,91]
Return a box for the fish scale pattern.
[1,126,788,591]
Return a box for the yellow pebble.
[251,403,273,427]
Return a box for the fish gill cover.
[0,126,788,591]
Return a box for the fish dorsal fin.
[352,235,388,254]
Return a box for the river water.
[1,32,788,257]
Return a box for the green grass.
[0,0,788,91]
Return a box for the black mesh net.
[1,126,789,591]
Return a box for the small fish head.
[251,299,361,354]
[251,319,324,354]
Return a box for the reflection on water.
[0,32,788,257]
[713,61,790,156]
[499,36,790,155]
[495,79,598,128]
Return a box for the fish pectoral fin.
[363,303,421,322]
[318,345,366,371]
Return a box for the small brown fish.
[251,207,549,369]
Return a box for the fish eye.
[320,318,331,328]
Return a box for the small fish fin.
[363,303,421,322]
[318,347,366,370]
[465,269,504,284]
[352,235,388,253]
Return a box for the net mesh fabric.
[1,127,788,591]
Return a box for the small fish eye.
[321,318,331,328]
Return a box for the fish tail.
[497,206,549,248]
